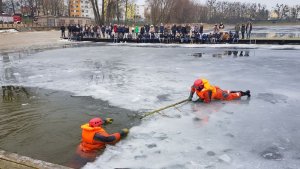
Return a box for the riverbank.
[0,150,71,169]
[0,30,70,53]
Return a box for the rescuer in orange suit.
[79,117,129,152]
[188,78,250,103]
[68,118,129,168]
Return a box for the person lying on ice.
[79,117,129,152]
[188,78,250,103]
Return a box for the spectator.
[124,25,129,39]
[246,21,253,39]
[101,25,106,38]
[181,25,187,36]
[159,23,164,34]
[234,36,240,43]
[93,25,98,38]
[171,24,177,39]
[140,26,145,35]
[219,22,225,30]
[150,25,155,39]
[155,25,159,33]
[113,24,118,34]
[199,23,204,34]
[60,25,66,38]
[96,25,101,38]
[222,32,230,41]
[135,25,139,39]
[106,25,112,38]
[213,24,219,34]
[176,25,182,35]
[234,24,240,38]
[67,24,72,39]
[241,24,246,39]
[145,24,150,34]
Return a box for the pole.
[140,99,189,119]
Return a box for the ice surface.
[1,43,300,169]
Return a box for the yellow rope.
[140,99,189,119]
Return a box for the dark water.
[192,50,251,58]
[0,86,140,168]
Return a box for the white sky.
[136,0,299,9]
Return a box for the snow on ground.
[1,43,300,169]
[0,29,18,33]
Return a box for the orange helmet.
[194,79,203,89]
[89,118,103,127]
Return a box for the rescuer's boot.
[241,90,251,97]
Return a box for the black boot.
[241,90,251,97]
[245,90,251,97]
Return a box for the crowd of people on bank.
[60,21,253,43]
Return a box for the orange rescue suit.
[196,86,241,103]
[80,124,121,152]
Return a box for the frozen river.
[1,43,300,169]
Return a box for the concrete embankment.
[78,37,300,45]
[0,150,72,169]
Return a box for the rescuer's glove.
[120,128,129,138]
[188,91,194,101]
[105,118,114,124]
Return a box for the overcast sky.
[136,0,299,9]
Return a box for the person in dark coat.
[60,25,66,38]
[246,21,253,39]
[199,23,204,34]
[234,24,240,38]
[145,24,150,34]
[140,26,145,35]
[241,24,246,39]
[67,24,72,38]
[171,24,177,39]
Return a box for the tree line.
[91,0,135,25]
[1,0,67,17]
[145,0,300,24]
[1,0,135,25]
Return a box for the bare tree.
[90,0,101,24]
[124,0,127,24]
[101,0,104,24]
[10,0,15,14]
[26,0,35,16]
[146,0,206,24]
[207,0,216,20]
[145,0,272,24]
[116,0,119,23]
[289,5,300,20]
[274,4,289,20]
